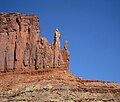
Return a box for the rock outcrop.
[0,12,120,102]
[0,13,70,72]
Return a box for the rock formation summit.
[0,13,69,72]
[0,13,120,102]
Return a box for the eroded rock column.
[53,28,61,67]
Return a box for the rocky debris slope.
[0,70,120,102]
[0,13,69,72]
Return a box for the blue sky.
[0,0,120,83]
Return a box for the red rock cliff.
[0,13,70,71]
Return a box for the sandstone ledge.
[0,69,120,102]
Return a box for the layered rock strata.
[0,70,120,102]
[0,13,69,71]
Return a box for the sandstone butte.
[0,13,120,102]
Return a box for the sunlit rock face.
[0,13,70,72]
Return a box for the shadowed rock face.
[0,13,70,71]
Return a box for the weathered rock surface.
[0,70,120,102]
[0,13,69,72]
[0,12,120,102]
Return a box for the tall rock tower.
[53,28,61,67]
[54,28,60,49]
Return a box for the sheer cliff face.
[0,13,69,71]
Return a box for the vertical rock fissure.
[53,49,55,68]
[14,39,17,69]
[13,30,18,70]
[35,47,37,70]
[16,17,21,31]
[35,47,38,69]
[28,27,30,42]
[4,50,7,71]
[43,47,46,69]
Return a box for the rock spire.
[54,28,60,49]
